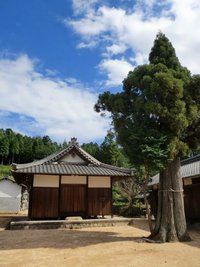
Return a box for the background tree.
[6,129,19,164]
[0,129,9,164]
[99,130,130,167]
[82,130,130,167]
[95,33,200,242]
[113,177,142,217]
[81,142,101,161]
[0,129,60,164]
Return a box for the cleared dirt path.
[0,219,199,267]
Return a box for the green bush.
[113,202,146,217]
[0,165,11,178]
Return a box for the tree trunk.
[12,153,14,164]
[150,157,191,242]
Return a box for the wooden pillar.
[86,176,89,218]
[58,175,61,219]
[111,177,113,218]
[28,175,33,219]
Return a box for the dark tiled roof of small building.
[0,176,16,183]
[12,138,133,177]
[149,155,200,186]
[12,142,101,170]
[14,163,132,176]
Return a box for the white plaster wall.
[88,176,111,188]
[60,153,85,163]
[0,180,21,212]
[33,175,59,188]
[61,176,86,184]
[184,177,192,185]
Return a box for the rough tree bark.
[150,157,191,242]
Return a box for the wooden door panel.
[60,186,73,212]
[184,184,200,219]
[60,184,86,215]
[88,188,111,216]
[31,187,58,218]
[193,186,200,218]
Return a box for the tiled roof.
[0,176,16,183]
[12,143,101,170]
[181,160,200,178]
[12,138,133,177]
[149,155,200,186]
[14,163,132,176]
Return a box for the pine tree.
[95,32,200,242]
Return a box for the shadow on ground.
[0,227,199,251]
[0,215,199,251]
[0,228,146,250]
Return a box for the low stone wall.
[10,218,134,230]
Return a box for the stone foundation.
[10,218,134,230]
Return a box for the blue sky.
[0,0,200,144]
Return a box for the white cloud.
[67,0,200,85]
[106,44,127,55]
[72,0,99,15]
[99,58,134,86]
[134,52,149,65]
[67,15,106,36]
[77,40,97,49]
[0,54,110,143]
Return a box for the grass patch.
[0,165,11,179]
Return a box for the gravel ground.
[0,217,199,267]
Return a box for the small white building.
[0,177,22,213]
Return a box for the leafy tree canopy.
[82,130,130,167]
[95,32,200,173]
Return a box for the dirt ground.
[0,217,199,267]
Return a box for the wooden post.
[111,177,113,218]
[28,175,33,219]
[86,176,88,218]
[58,175,61,219]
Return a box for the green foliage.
[119,202,146,218]
[95,33,200,174]
[81,142,101,161]
[0,130,9,164]
[112,178,145,217]
[0,128,61,164]
[149,32,181,69]
[99,131,130,167]
[0,127,130,168]
[82,130,130,167]
[0,165,11,178]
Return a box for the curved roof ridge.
[100,162,134,174]
[181,154,200,165]
[77,146,101,166]
[149,155,200,186]
[12,140,102,170]
[12,138,135,175]
[12,143,75,170]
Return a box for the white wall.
[61,176,87,184]
[33,175,59,188]
[0,179,21,212]
[88,176,111,188]
[60,152,85,163]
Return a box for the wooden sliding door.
[60,184,86,216]
[31,175,59,219]
[59,176,87,217]
[88,176,111,216]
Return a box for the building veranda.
[11,138,133,220]
[149,155,200,221]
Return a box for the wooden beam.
[28,175,33,219]
[58,175,61,219]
